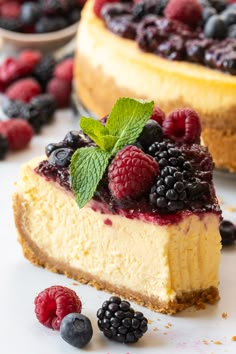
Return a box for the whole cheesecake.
[13,98,221,314]
[74,0,236,172]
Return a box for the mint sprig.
[70,98,154,208]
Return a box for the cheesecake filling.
[16,159,221,303]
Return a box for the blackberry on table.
[0,133,9,160]
[33,55,56,87]
[97,296,148,343]
[20,103,44,133]
[3,99,25,118]
[31,94,56,124]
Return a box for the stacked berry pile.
[37,104,219,216]
[0,0,85,33]
[0,49,74,160]
[97,0,236,74]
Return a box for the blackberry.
[20,2,42,26]
[0,18,22,32]
[220,220,236,246]
[31,94,56,124]
[0,133,9,160]
[149,141,193,212]
[33,55,56,87]
[97,296,148,344]
[20,103,44,133]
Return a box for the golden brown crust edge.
[74,52,236,173]
[13,191,220,315]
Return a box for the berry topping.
[48,147,74,167]
[34,285,82,330]
[108,145,159,200]
[97,296,148,343]
[164,0,202,27]
[220,220,236,246]
[54,58,74,82]
[162,108,201,144]
[6,78,41,103]
[46,77,71,108]
[0,133,9,160]
[150,106,165,126]
[0,119,33,151]
[138,119,163,149]
[60,313,93,348]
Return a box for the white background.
[1,110,236,354]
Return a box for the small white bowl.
[0,22,79,53]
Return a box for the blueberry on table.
[220,220,236,246]
[60,313,93,348]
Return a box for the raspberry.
[34,285,82,330]
[54,58,74,82]
[108,145,159,200]
[6,78,41,103]
[164,0,202,27]
[18,50,42,71]
[0,57,31,86]
[150,106,165,126]
[93,0,118,17]
[0,1,21,19]
[46,77,71,108]
[162,108,201,144]
[0,119,33,150]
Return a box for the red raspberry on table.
[34,285,82,330]
[164,0,202,27]
[108,145,159,200]
[0,119,33,150]
[0,1,21,19]
[18,50,42,71]
[6,78,41,103]
[0,57,31,87]
[162,108,201,144]
[150,106,165,126]
[93,0,118,17]
[46,77,71,108]
[54,58,74,82]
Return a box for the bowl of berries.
[0,0,85,52]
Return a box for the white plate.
[1,110,236,354]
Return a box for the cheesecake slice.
[13,98,221,314]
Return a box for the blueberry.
[60,313,93,348]
[45,142,65,157]
[63,130,88,149]
[221,10,236,26]
[202,6,217,23]
[228,24,236,38]
[48,147,74,167]
[204,15,227,39]
[138,120,163,148]
[21,2,41,25]
[220,220,236,246]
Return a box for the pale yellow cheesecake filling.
[15,158,221,304]
[77,1,236,128]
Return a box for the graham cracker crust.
[13,192,220,315]
[74,51,236,173]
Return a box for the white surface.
[1,110,236,354]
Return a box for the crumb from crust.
[222,312,228,319]
[202,340,209,345]
[165,323,172,329]
[212,340,222,345]
[72,282,79,286]
[153,327,158,332]
[148,319,154,324]
[231,336,236,341]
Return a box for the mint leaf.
[106,97,154,154]
[70,147,111,208]
[80,117,117,151]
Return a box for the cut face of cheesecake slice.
[13,157,221,315]
[13,98,222,315]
